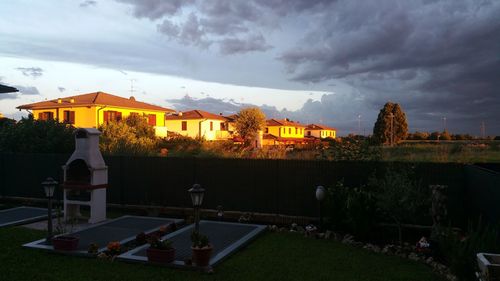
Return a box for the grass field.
[0,227,441,281]
[380,141,500,163]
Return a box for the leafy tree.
[408,131,429,140]
[440,130,452,140]
[0,115,75,153]
[373,102,408,145]
[429,131,451,140]
[99,115,157,155]
[429,131,440,140]
[234,107,266,147]
[0,116,16,130]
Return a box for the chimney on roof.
[57,98,62,104]
[285,118,289,121]
[70,98,75,103]
[219,112,223,115]
[129,96,135,101]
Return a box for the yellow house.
[165,110,232,140]
[305,124,337,139]
[16,91,175,137]
[263,118,308,145]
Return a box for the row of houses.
[16,91,336,145]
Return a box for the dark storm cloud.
[15,67,43,78]
[79,0,97,8]
[120,0,274,54]
[116,0,191,20]
[220,34,272,55]
[279,0,500,134]
[15,85,41,95]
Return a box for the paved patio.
[119,220,266,268]
[0,206,53,228]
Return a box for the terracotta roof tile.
[165,110,229,121]
[266,118,306,127]
[16,91,174,112]
[306,123,337,131]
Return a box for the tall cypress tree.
[373,102,408,144]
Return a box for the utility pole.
[389,112,395,146]
[481,121,486,139]
[357,115,362,136]
[442,116,447,132]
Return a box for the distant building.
[305,124,337,139]
[16,91,174,137]
[263,118,309,145]
[165,110,233,140]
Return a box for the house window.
[288,128,291,134]
[295,128,298,134]
[38,111,54,121]
[148,114,156,126]
[210,121,213,131]
[103,111,122,123]
[307,131,311,136]
[63,110,75,124]
[220,123,226,131]
[265,128,269,133]
[182,121,187,131]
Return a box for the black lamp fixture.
[188,184,205,234]
[189,184,205,207]
[315,185,326,230]
[42,177,58,243]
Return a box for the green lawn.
[0,227,441,281]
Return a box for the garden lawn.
[0,227,441,281]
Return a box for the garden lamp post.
[188,184,205,234]
[42,177,58,243]
[315,186,326,230]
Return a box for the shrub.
[372,166,430,244]
[99,115,157,155]
[322,137,380,161]
[325,181,377,239]
[436,220,500,281]
[0,115,75,153]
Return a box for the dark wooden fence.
[465,165,500,224]
[0,153,475,223]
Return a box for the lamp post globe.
[188,184,205,234]
[42,177,58,198]
[315,185,326,231]
[188,184,205,207]
[316,186,326,202]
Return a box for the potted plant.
[52,211,80,251]
[146,235,175,264]
[52,235,80,251]
[191,232,212,267]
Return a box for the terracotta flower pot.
[191,245,213,267]
[52,236,80,251]
[146,247,176,264]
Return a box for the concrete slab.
[118,220,266,268]
[0,206,53,227]
[23,215,183,256]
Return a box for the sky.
[1,0,499,136]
